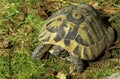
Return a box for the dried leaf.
[99,5,120,16]
[56,72,67,79]
[40,0,61,13]
[89,2,120,16]
[0,39,10,48]
[18,3,28,21]
[47,69,55,75]
[69,66,75,74]
[24,27,33,33]
[69,66,80,76]
[37,6,48,19]
[89,1,99,9]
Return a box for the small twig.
[8,48,13,79]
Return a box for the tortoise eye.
[72,11,83,19]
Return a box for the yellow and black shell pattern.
[39,4,115,60]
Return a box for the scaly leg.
[32,44,51,60]
[70,54,84,73]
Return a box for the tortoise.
[32,4,115,72]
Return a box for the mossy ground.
[0,0,120,79]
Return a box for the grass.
[0,1,44,78]
[0,0,120,79]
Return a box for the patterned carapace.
[38,4,115,60]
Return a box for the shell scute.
[39,4,115,60]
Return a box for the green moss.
[0,0,120,79]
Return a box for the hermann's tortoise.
[32,4,115,72]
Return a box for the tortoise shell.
[39,4,115,60]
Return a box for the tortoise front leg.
[70,54,84,73]
[32,44,51,60]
